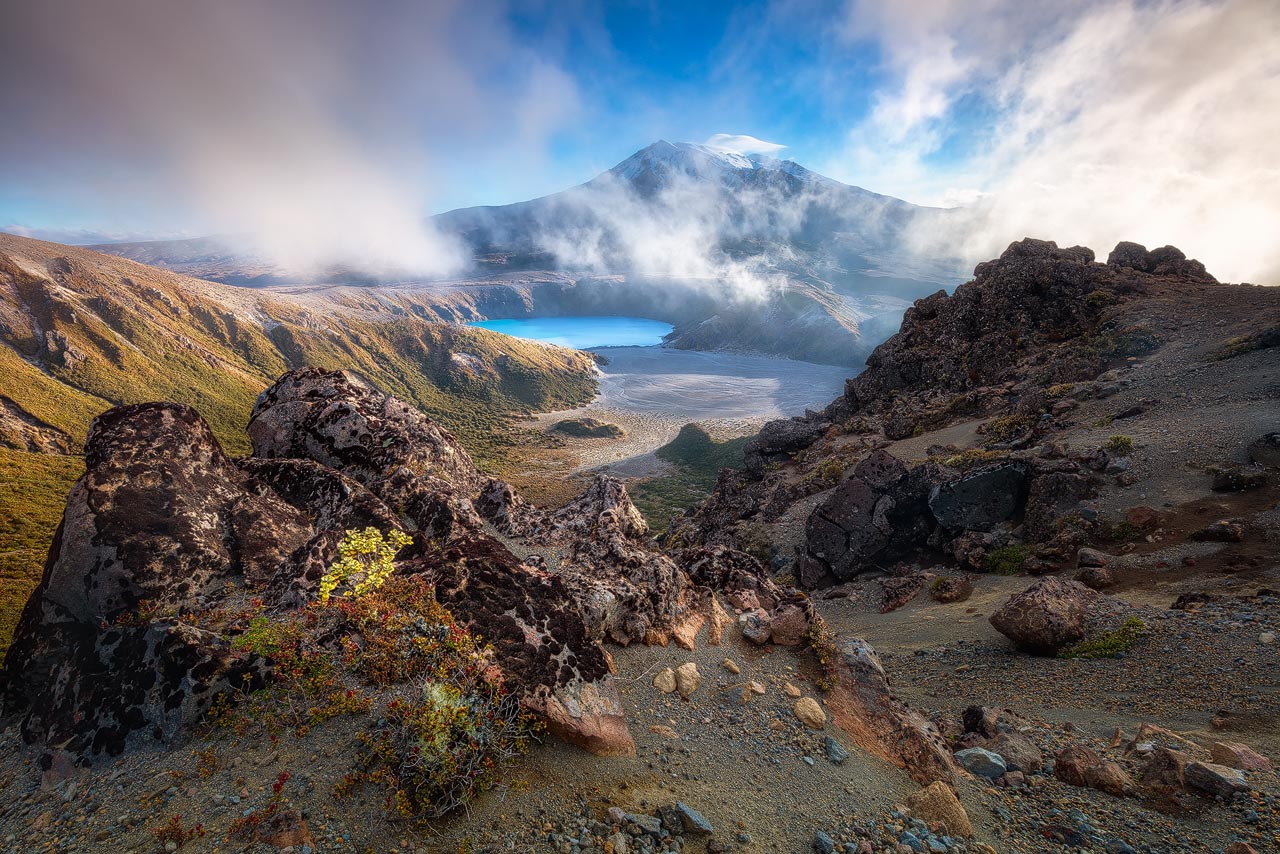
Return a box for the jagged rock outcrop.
[248,367,485,524]
[0,403,299,758]
[795,449,1032,587]
[670,238,1222,578]
[1,368,756,762]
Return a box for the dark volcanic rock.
[1107,241,1216,282]
[1,403,299,757]
[744,417,826,475]
[800,451,938,584]
[928,462,1028,533]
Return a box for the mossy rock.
[550,417,626,439]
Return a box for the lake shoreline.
[535,346,852,474]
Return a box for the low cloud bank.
[837,0,1280,284]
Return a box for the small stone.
[674,663,701,699]
[673,802,712,835]
[783,682,802,698]
[793,697,826,729]
[769,605,810,645]
[748,680,766,694]
[653,668,676,694]
[648,725,680,740]
[740,611,772,644]
[824,736,850,765]
[722,658,740,675]
[812,830,836,853]
[904,781,973,837]
[1259,632,1276,645]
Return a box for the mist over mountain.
[90,141,966,365]
[97,140,964,292]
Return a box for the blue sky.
[1,0,1278,285]
[0,0,905,237]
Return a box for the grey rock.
[824,736,850,765]
[1184,761,1250,799]
[953,747,1008,778]
[673,802,713,835]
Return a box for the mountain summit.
[606,139,840,195]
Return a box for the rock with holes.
[1,403,296,758]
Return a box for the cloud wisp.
[0,0,581,279]
[836,0,1280,284]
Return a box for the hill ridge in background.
[0,232,600,648]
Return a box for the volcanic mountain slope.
[94,141,966,366]
[0,232,599,648]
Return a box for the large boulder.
[1,403,300,758]
[743,417,826,475]
[248,367,485,510]
[989,576,1098,655]
[801,451,937,583]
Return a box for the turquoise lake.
[467,316,673,349]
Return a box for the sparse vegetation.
[318,527,411,604]
[1086,289,1119,308]
[985,544,1030,575]
[211,568,537,818]
[1059,617,1147,659]
[1105,520,1143,543]
[631,424,748,530]
[981,414,1035,445]
[1206,327,1279,361]
[1105,434,1134,455]
[153,814,205,848]
[805,615,840,692]
[938,448,1009,470]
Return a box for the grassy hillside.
[630,424,748,531]
[0,233,599,652]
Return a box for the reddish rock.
[768,604,811,645]
[1054,744,1134,797]
[930,574,973,604]
[1075,565,1115,590]
[825,638,957,785]
[1211,741,1273,772]
[990,576,1099,655]
[1142,747,1193,794]
[1124,506,1162,530]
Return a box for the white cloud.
[0,0,584,279]
[703,134,788,156]
[830,0,1280,284]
